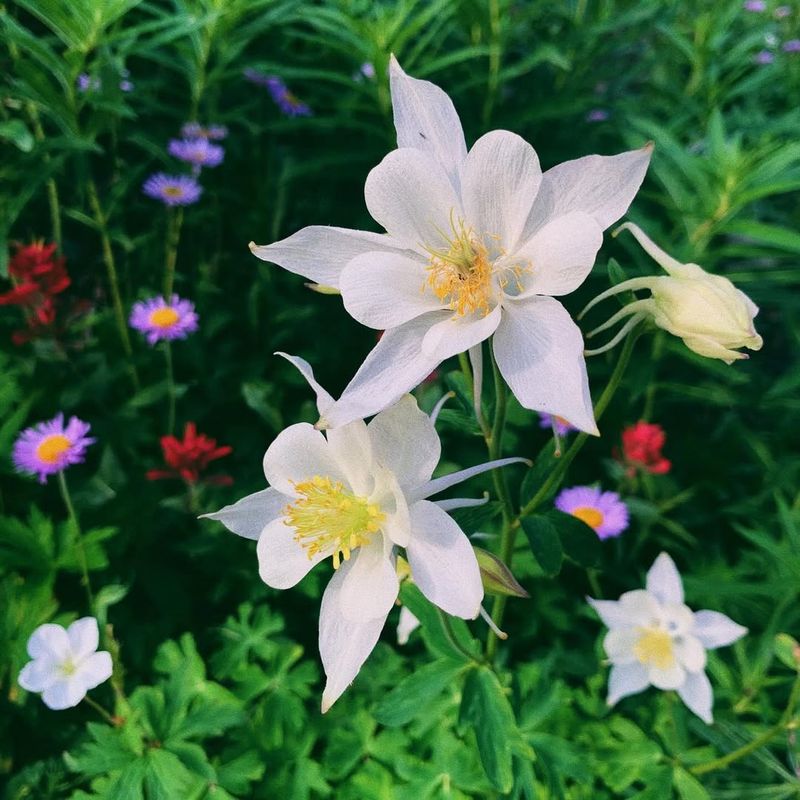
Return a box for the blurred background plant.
[1,0,799,797]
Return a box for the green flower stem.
[86,178,139,390]
[82,694,117,726]
[482,0,503,125]
[690,673,800,776]
[486,331,640,659]
[163,206,184,297]
[57,470,94,612]
[27,105,62,250]
[164,340,176,435]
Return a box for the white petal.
[523,144,653,237]
[42,677,86,710]
[201,488,287,540]
[616,590,663,627]
[493,297,597,434]
[587,597,629,630]
[365,148,463,252]
[376,465,412,548]
[434,495,489,512]
[648,662,686,690]
[19,658,59,693]
[406,500,483,619]
[27,624,70,661]
[340,251,441,329]
[421,305,502,361]
[603,629,639,664]
[257,517,326,589]
[249,226,403,289]
[262,423,348,496]
[319,313,446,430]
[368,395,441,490]
[607,662,650,706]
[66,618,99,661]
[339,538,399,624]
[397,606,420,645]
[76,651,113,691]
[675,635,707,672]
[413,456,528,502]
[692,610,748,650]
[461,130,542,253]
[512,212,603,297]
[646,553,684,606]
[677,670,714,723]
[319,558,388,712]
[389,55,467,193]
[326,420,374,497]
[275,353,334,415]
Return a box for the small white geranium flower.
[18,617,113,710]
[205,353,525,712]
[250,57,651,434]
[588,553,747,723]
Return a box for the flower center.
[633,628,675,669]
[35,434,72,464]
[149,307,180,328]
[284,475,385,568]
[571,506,604,530]
[424,215,494,317]
[162,186,185,198]
[58,658,78,677]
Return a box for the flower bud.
[580,223,763,363]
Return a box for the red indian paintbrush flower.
[0,242,69,306]
[146,423,232,485]
[621,421,671,475]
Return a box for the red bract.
[621,421,671,475]
[147,422,233,485]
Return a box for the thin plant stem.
[57,470,94,612]
[83,694,117,726]
[27,106,62,250]
[482,0,503,125]
[163,207,184,297]
[164,340,176,435]
[86,179,139,390]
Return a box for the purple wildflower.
[774,5,791,18]
[586,108,610,122]
[360,62,376,79]
[555,486,629,540]
[13,414,95,484]
[129,295,199,346]
[755,49,776,63]
[142,173,202,207]
[784,39,800,51]
[538,413,577,437]
[181,122,228,140]
[76,74,101,93]
[744,0,766,10]
[244,68,312,117]
[168,138,224,169]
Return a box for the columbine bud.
[580,223,763,364]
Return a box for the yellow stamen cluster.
[571,506,604,531]
[633,628,675,670]
[36,434,72,465]
[425,215,494,317]
[284,475,384,568]
[149,307,180,328]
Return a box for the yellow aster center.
[633,628,675,669]
[571,506,604,530]
[284,475,385,569]
[149,307,180,328]
[162,186,185,198]
[424,215,494,317]
[35,434,71,464]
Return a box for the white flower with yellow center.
[588,553,747,723]
[205,354,525,711]
[249,57,652,434]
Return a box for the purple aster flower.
[168,138,224,169]
[142,173,202,207]
[555,485,629,540]
[360,62,376,79]
[180,122,228,140]
[775,5,791,18]
[784,39,800,52]
[129,295,198,345]
[76,74,101,93]
[13,414,95,484]
[755,49,776,63]
[243,67,271,87]
[120,79,134,92]
[244,68,312,117]
[744,0,766,10]
[586,108,610,122]
[539,413,577,437]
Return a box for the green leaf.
[546,510,602,568]
[0,120,34,152]
[673,767,711,800]
[521,516,563,576]
[459,667,518,793]
[374,659,467,726]
[519,442,560,508]
[774,633,800,671]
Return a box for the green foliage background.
[1,0,799,797]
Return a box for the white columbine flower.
[18,617,113,710]
[205,354,525,712]
[249,56,652,434]
[588,553,747,723]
